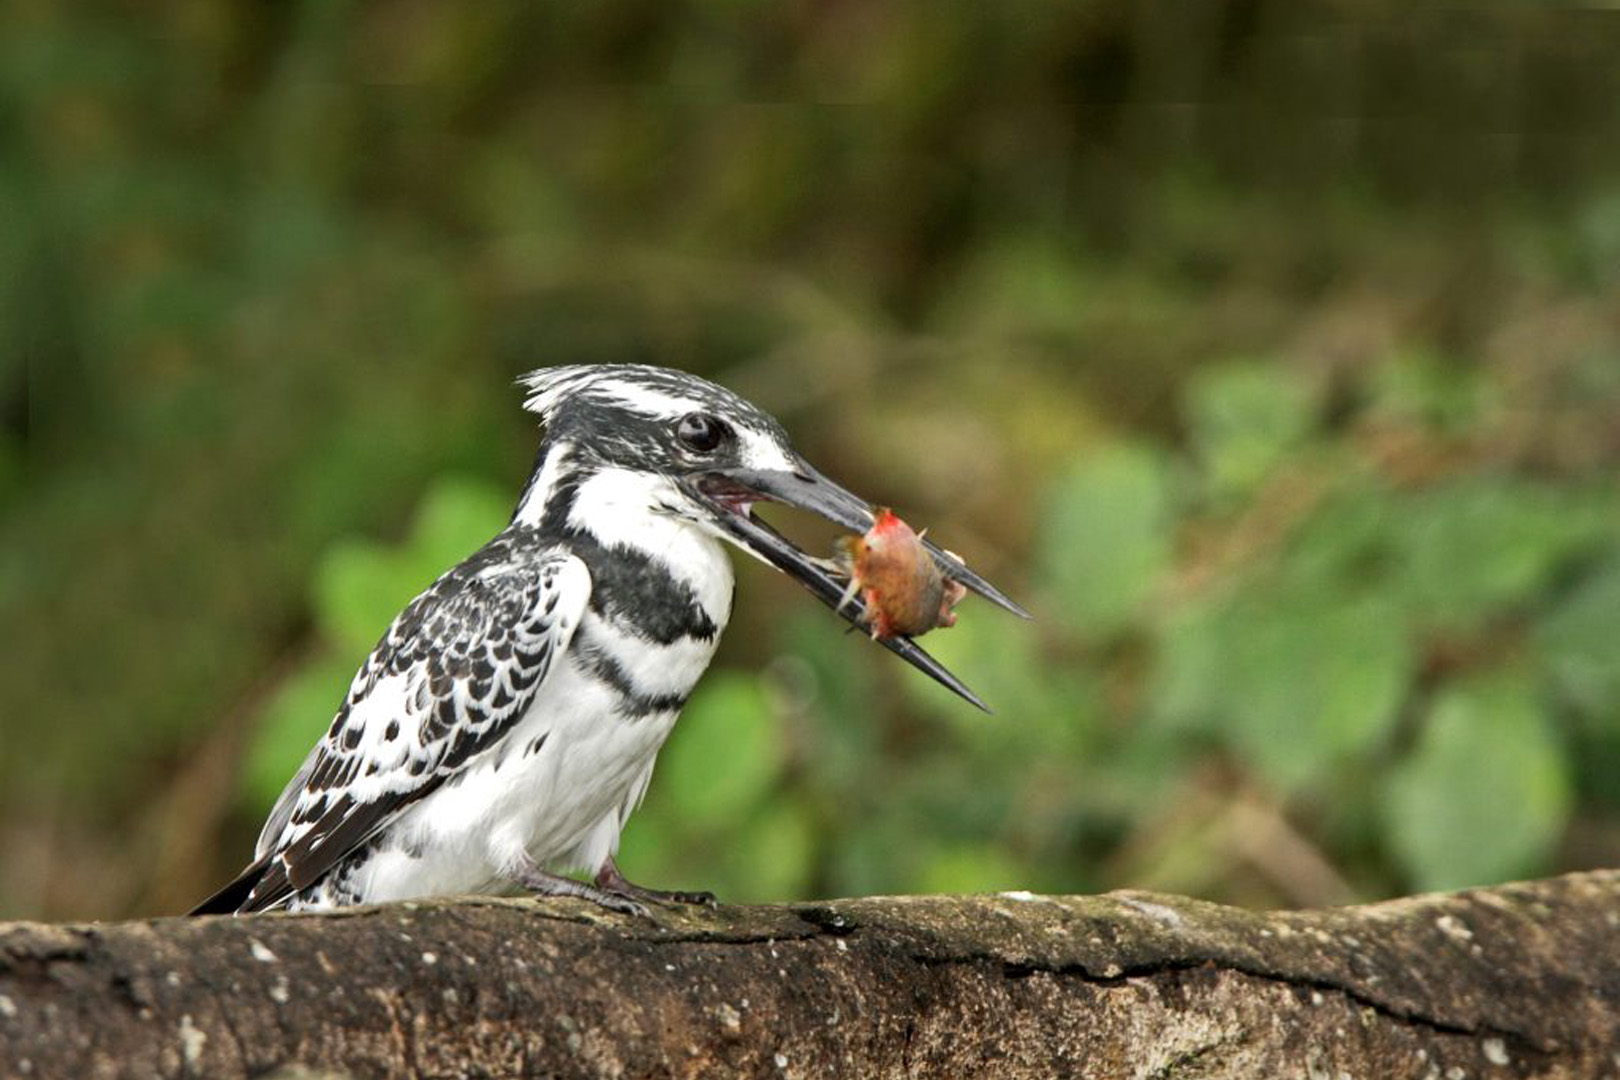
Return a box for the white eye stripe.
[739,429,796,471]
[592,383,706,419]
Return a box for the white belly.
[317,505,735,908]
[347,625,720,904]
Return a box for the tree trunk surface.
[2,870,1616,1079]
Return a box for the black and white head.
[519,364,1027,707]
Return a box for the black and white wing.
[192,538,591,914]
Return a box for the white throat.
[568,466,735,629]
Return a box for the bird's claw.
[589,892,652,918]
[603,885,715,910]
[513,861,652,917]
[595,859,717,910]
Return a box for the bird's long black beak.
[683,462,1029,713]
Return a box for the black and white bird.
[192,364,1025,916]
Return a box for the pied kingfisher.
[193,364,1025,915]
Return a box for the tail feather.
[188,854,276,915]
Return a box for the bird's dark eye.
[675,412,727,454]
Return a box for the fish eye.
[675,412,728,454]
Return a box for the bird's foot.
[511,860,650,918]
[596,857,717,908]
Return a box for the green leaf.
[1274,479,1400,589]
[314,539,413,653]
[1391,478,1604,633]
[1230,591,1410,791]
[313,476,511,653]
[1154,585,1411,792]
[410,479,514,568]
[243,654,358,810]
[1037,442,1175,638]
[1366,351,1491,433]
[1184,361,1315,500]
[1384,673,1572,892]
[655,670,781,830]
[1537,557,1620,728]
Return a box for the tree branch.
[3,871,1617,1078]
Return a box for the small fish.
[835,509,967,639]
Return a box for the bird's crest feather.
[519,365,608,422]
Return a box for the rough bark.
[2,871,1617,1079]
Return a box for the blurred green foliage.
[4,0,1620,919]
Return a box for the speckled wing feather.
[216,535,590,913]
